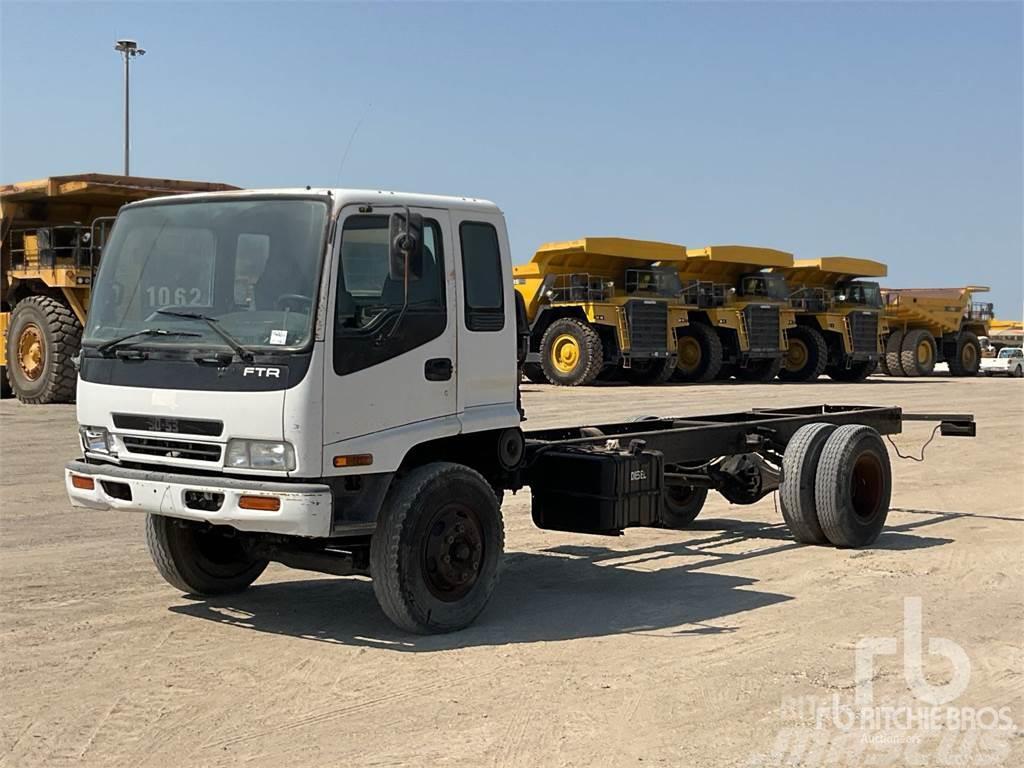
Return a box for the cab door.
[322,205,457,455]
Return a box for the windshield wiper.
[96,328,203,355]
[155,309,255,363]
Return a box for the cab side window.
[459,221,504,332]
[333,214,446,375]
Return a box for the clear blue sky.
[2,1,1021,316]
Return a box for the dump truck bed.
[679,245,794,281]
[779,256,887,287]
[882,286,992,336]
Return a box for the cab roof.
[127,187,502,217]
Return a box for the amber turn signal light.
[333,454,373,468]
[70,474,95,490]
[238,495,281,512]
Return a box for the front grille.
[624,300,670,356]
[113,413,223,437]
[847,312,879,354]
[121,436,222,462]
[743,305,781,353]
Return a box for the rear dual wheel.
[779,423,891,547]
[900,329,937,377]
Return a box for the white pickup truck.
[981,347,1024,377]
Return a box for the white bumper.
[65,460,333,538]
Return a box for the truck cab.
[66,189,524,631]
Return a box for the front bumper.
[65,460,333,538]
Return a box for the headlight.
[225,439,296,471]
[79,426,113,454]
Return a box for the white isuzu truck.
[65,188,975,633]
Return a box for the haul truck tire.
[624,358,675,386]
[660,484,708,529]
[539,318,603,387]
[884,331,906,377]
[522,363,548,384]
[900,329,937,377]
[145,514,268,595]
[736,357,783,383]
[5,296,81,404]
[673,324,723,382]
[947,331,981,377]
[826,359,875,382]
[370,462,503,634]
[778,326,828,382]
[814,425,891,548]
[779,423,836,545]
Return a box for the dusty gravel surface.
[1,377,1022,767]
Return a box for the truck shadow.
[169,514,952,652]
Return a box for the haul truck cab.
[65,188,976,634]
[775,257,888,382]
[668,245,798,383]
[513,238,688,386]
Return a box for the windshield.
[836,281,883,308]
[84,198,328,352]
[738,273,789,301]
[625,267,683,298]
[998,348,1021,359]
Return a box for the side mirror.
[388,211,424,282]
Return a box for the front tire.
[673,324,723,382]
[5,295,81,404]
[539,318,604,386]
[370,462,504,634]
[778,326,828,382]
[145,514,268,595]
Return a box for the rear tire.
[539,318,604,386]
[522,363,547,384]
[779,423,837,544]
[673,324,723,382]
[884,331,905,377]
[947,331,981,377]
[660,485,709,529]
[778,326,828,382]
[5,295,81,404]
[900,329,936,377]
[736,357,782,382]
[624,358,675,386]
[145,514,267,595]
[370,462,503,633]
[814,425,892,548]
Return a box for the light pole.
[114,38,145,175]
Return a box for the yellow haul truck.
[513,238,688,386]
[1,174,237,403]
[776,257,888,382]
[880,286,992,377]
[669,245,797,383]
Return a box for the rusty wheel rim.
[16,323,45,381]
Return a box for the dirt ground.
[1,376,1022,767]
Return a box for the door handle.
[424,358,453,381]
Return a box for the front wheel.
[145,514,268,595]
[539,318,604,386]
[370,462,504,633]
[778,326,828,382]
[947,331,981,377]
